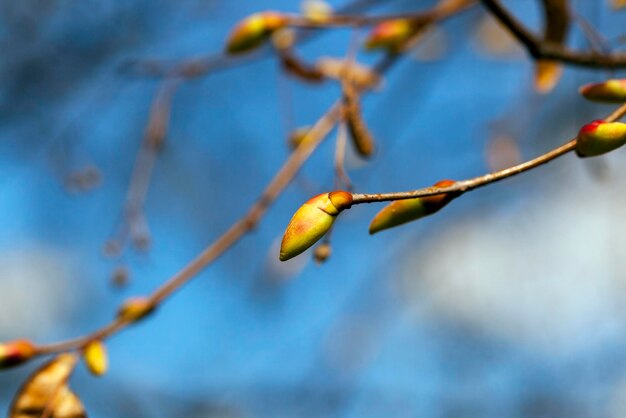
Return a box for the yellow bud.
[534,60,562,94]
[83,340,108,377]
[117,297,155,323]
[369,180,459,234]
[226,12,289,55]
[579,79,626,103]
[288,126,312,150]
[0,339,36,369]
[576,120,626,158]
[536,0,568,93]
[364,19,413,52]
[280,191,353,261]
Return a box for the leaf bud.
[579,79,626,103]
[0,339,36,370]
[364,19,414,52]
[534,60,562,94]
[280,191,353,261]
[369,180,459,234]
[83,340,108,377]
[576,120,626,158]
[226,12,289,55]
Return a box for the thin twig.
[122,0,474,80]
[149,103,342,305]
[287,0,476,28]
[120,0,387,79]
[480,0,626,68]
[109,80,179,253]
[36,102,343,355]
[334,122,352,190]
[31,2,466,357]
[352,102,626,205]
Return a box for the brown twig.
[287,0,476,28]
[108,80,179,254]
[120,0,386,80]
[480,0,626,68]
[351,102,626,205]
[342,80,376,158]
[35,101,343,355]
[122,0,474,80]
[30,0,467,359]
[277,49,326,83]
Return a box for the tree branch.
[35,101,343,355]
[352,102,626,205]
[480,0,626,68]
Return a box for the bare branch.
[352,103,626,205]
[480,0,626,68]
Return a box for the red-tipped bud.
[364,19,415,52]
[226,12,289,55]
[83,340,108,377]
[117,297,156,323]
[576,120,626,157]
[0,339,36,370]
[579,79,626,103]
[280,191,353,261]
[369,180,459,234]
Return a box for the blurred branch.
[35,23,404,352]
[334,122,352,190]
[286,0,476,29]
[480,0,626,68]
[111,80,179,253]
[119,0,385,79]
[35,100,344,355]
[121,0,475,79]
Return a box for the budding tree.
[2,0,626,416]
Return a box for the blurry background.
[1,0,626,416]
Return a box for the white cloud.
[0,246,78,338]
[400,172,626,356]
